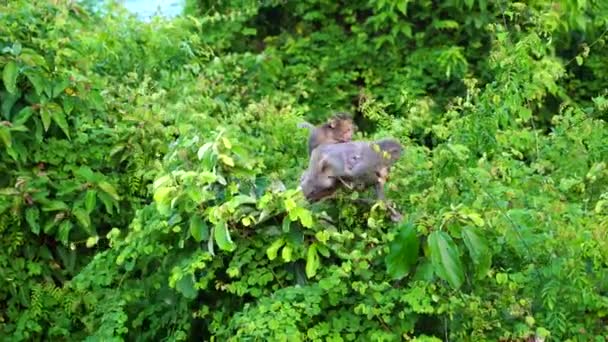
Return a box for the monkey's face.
[299,169,337,202]
[337,121,354,142]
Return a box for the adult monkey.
[299,138,404,221]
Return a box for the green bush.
[1,0,607,340]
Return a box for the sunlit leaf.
[385,221,419,280]
[189,215,208,242]
[428,231,464,289]
[306,243,320,278]
[3,61,18,94]
[462,226,492,279]
[266,238,285,260]
[214,221,236,252]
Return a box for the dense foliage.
[1,0,607,340]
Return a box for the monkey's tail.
[297,122,315,130]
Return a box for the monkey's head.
[376,138,403,164]
[327,112,355,143]
[299,156,339,202]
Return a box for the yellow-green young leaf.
[385,221,420,280]
[284,198,297,211]
[575,56,583,65]
[50,104,70,139]
[462,226,492,279]
[72,208,92,233]
[428,231,464,289]
[86,236,99,248]
[98,181,120,201]
[281,245,293,262]
[214,222,236,252]
[306,243,320,278]
[85,190,97,213]
[0,126,11,148]
[189,215,208,242]
[3,61,18,94]
[266,238,285,260]
[25,207,40,235]
[219,154,234,167]
[466,213,485,227]
[297,208,314,228]
[221,137,232,149]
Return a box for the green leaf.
[189,215,208,242]
[266,238,285,260]
[0,126,11,148]
[306,243,320,278]
[428,231,464,289]
[72,207,92,234]
[175,275,198,299]
[50,104,70,138]
[3,61,18,94]
[213,221,236,252]
[385,221,420,280]
[462,226,492,279]
[575,56,583,65]
[25,207,41,235]
[98,181,120,201]
[24,71,46,95]
[40,105,52,132]
[58,220,73,245]
[42,200,69,212]
[13,107,35,126]
[84,190,97,213]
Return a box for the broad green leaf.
[58,220,73,245]
[3,61,18,94]
[153,186,175,205]
[385,221,420,280]
[24,71,45,95]
[13,106,35,125]
[72,207,92,233]
[50,104,70,138]
[213,221,236,252]
[189,215,208,242]
[282,216,291,232]
[306,243,320,278]
[98,181,120,201]
[175,275,198,299]
[266,238,285,260]
[84,190,97,213]
[0,126,11,148]
[462,226,492,279]
[42,200,69,212]
[40,105,52,132]
[25,207,40,235]
[428,231,464,289]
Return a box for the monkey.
[297,112,355,156]
[298,138,404,221]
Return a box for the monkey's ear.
[328,119,337,128]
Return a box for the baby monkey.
[297,112,355,155]
[299,138,404,221]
